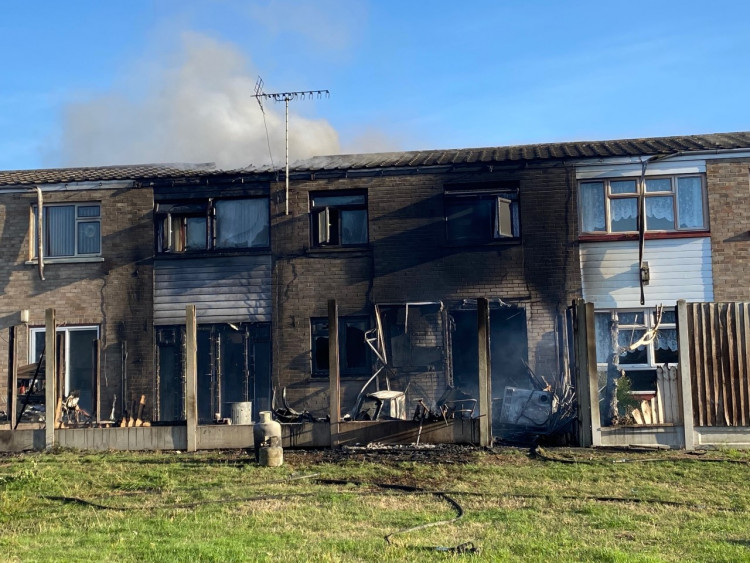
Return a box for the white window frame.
[579,174,708,234]
[29,325,100,397]
[31,202,102,259]
[594,308,677,369]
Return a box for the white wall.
[580,237,713,308]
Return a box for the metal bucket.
[229,401,252,425]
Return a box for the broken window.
[30,326,99,415]
[156,323,271,423]
[310,316,370,377]
[156,198,269,253]
[595,308,679,426]
[579,175,707,234]
[444,185,520,244]
[32,203,101,258]
[310,192,368,247]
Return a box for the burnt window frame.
[310,190,369,248]
[311,316,371,378]
[155,197,270,254]
[444,184,521,245]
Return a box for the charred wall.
[271,165,581,416]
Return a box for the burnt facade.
[2,131,750,443]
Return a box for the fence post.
[328,299,340,448]
[185,305,198,452]
[44,309,56,450]
[677,299,696,450]
[477,297,493,447]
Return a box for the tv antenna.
[253,77,330,215]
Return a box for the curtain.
[46,206,75,256]
[677,177,705,228]
[654,328,678,352]
[610,198,638,221]
[216,199,269,248]
[580,182,606,232]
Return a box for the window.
[30,326,99,414]
[594,309,678,368]
[444,186,520,244]
[580,175,707,234]
[156,198,269,253]
[310,192,368,247]
[311,316,370,377]
[32,203,101,258]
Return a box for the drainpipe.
[36,186,45,281]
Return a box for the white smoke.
[53,32,340,170]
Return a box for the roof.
[0,162,225,187]
[289,131,750,172]
[2,131,750,186]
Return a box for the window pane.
[594,312,611,363]
[618,329,647,364]
[46,206,75,256]
[340,209,368,245]
[77,205,100,218]
[580,182,606,232]
[610,180,637,194]
[654,328,678,363]
[77,221,101,254]
[645,196,674,230]
[609,198,638,232]
[617,312,644,325]
[677,177,705,229]
[446,199,492,243]
[215,199,269,248]
[655,309,676,324]
[645,178,672,193]
[344,322,368,371]
[185,217,206,250]
[312,195,365,207]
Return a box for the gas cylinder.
[253,411,283,466]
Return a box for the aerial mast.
[253,79,330,215]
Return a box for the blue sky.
[1,0,749,170]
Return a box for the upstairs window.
[310,192,368,247]
[444,186,520,244]
[311,316,370,377]
[156,198,269,253]
[580,175,707,234]
[32,203,101,258]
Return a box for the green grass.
[1,447,750,562]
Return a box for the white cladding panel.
[154,255,271,325]
[580,238,713,308]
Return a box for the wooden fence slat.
[726,304,738,426]
[656,366,667,424]
[669,366,681,423]
[744,304,750,426]
[689,304,704,426]
[718,304,731,425]
[702,304,714,426]
[736,303,748,426]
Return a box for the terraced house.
[1,130,749,451]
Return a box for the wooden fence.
[686,302,750,426]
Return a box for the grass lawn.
[1,445,749,562]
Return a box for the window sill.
[306,246,371,256]
[26,257,104,265]
[156,248,271,259]
[444,238,521,249]
[579,231,710,243]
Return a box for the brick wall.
[0,187,154,421]
[707,160,750,302]
[271,166,581,416]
